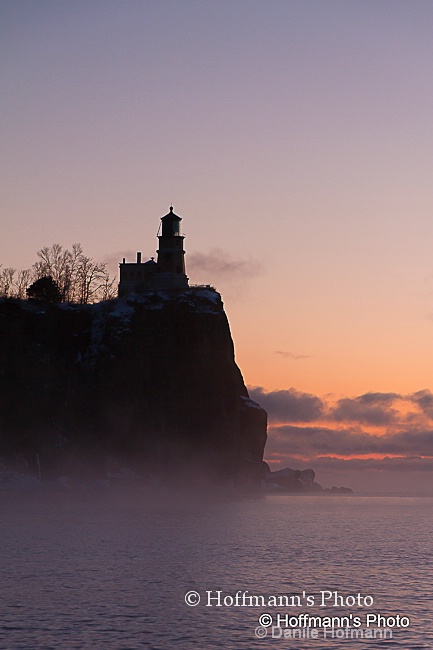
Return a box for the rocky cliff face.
[0,288,267,487]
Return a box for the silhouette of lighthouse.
[118,206,189,296]
[156,206,187,278]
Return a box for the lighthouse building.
[118,207,189,297]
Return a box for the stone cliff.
[0,288,267,488]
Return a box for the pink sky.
[2,1,433,493]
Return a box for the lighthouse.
[118,206,189,296]
[154,206,188,288]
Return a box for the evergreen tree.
[26,276,62,303]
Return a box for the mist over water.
[1,490,432,649]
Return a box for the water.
[1,491,432,649]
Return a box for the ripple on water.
[0,493,431,649]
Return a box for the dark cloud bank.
[266,424,433,458]
[249,386,433,480]
[249,387,324,423]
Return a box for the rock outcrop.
[263,465,353,494]
[0,288,267,488]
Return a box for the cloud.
[187,249,263,284]
[266,423,433,458]
[352,392,400,404]
[249,386,325,423]
[326,390,433,427]
[312,455,433,472]
[410,389,433,417]
[264,453,433,474]
[251,384,433,437]
[275,350,311,360]
[329,393,401,426]
[260,387,433,493]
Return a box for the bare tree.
[15,269,33,299]
[0,267,16,297]
[3,244,116,304]
[74,256,107,304]
[31,243,115,304]
[32,243,75,301]
[63,243,84,302]
[98,274,118,302]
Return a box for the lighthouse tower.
[153,206,188,289]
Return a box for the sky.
[2,0,433,493]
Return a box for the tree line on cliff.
[0,243,116,304]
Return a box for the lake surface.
[1,491,432,649]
